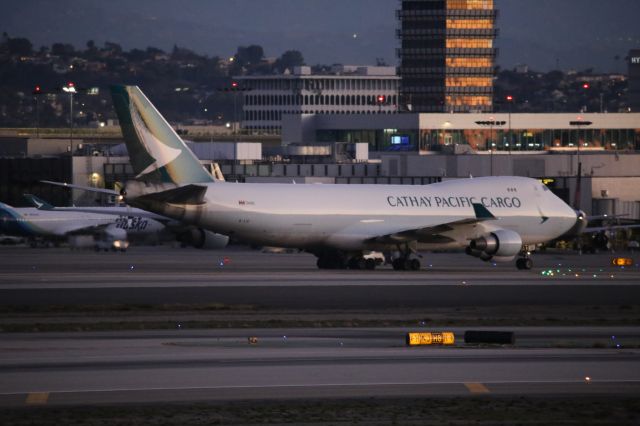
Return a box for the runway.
[1,246,639,308]
[0,246,639,410]
[1,327,640,407]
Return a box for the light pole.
[506,95,514,153]
[489,116,494,176]
[569,118,592,210]
[32,85,42,138]
[476,118,505,176]
[63,82,77,153]
[231,81,239,141]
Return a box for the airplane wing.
[136,184,208,205]
[584,224,640,233]
[41,180,120,197]
[367,203,496,245]
[24,193,173,223]
[48,221,117,237]
[47,206,171,223]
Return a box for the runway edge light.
[406,332,455,346]
[612,257,633,267]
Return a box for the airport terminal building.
[282,112,640,153]
[1,110,640,220]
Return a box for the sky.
[2,0,640,72]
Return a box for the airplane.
[47,85,590,270]
[19,194,229,250]
[0,199,147,250]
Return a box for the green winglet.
[472,203,496,220]
[23,194,54,210]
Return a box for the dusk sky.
[2,0,640,72]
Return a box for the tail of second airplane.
[24,194,54,210]
[110,85,214,186]
[0,201,30,236]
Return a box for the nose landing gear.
[516,257,533,270]
[516,248,534,270]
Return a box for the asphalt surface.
[1,328,639,407]
[0,246,639,307]
[0,246,639,407]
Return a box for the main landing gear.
[316,251,376,270]
[391,257,421,271]
[391,243,421,271]
[315,245,422,271]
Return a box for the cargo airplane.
[52,85,589,270]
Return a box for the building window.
[446,39,493,49]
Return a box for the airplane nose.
[563,209,588,238]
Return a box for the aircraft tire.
[409,258,421,271]
[516,258,533,270]
[392,258,404,270]
[347,258,361,270]
[365,258,376,270]
[524,258,533,270]
[317,257,327,269]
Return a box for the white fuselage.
[171,176,577,252]
[0,206,166,238]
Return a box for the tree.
[234,45,264,67]
[6,37,33,56]
[51,43,75,56]
[146,46,165,56]
[127,48,147,62]
[103,41,122,55]
[274,50,304,72]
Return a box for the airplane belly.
[199,209,330,248]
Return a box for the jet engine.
[179,228,229,250]
[466,229,523,262]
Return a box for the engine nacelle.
[467,229,523,261]
[104,224,128,241]
[180,228,229,250]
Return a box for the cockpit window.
[541,185,550,192]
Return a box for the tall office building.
[628,49,640,112]
[397,0,498,112]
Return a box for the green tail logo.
[110,85,214,185]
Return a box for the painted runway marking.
[25,392,49,404]
[7,379,636,396]
[465,383,490,394]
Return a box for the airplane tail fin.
[110,85,214,185]
[24,194,54,210]
[0,202,24,235]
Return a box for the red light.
[68,82,75,87]
[377,95,385,103]
[582,83,590,89]
[231,81,238,88]
[34,85,41,92]
[506,95,513,101]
